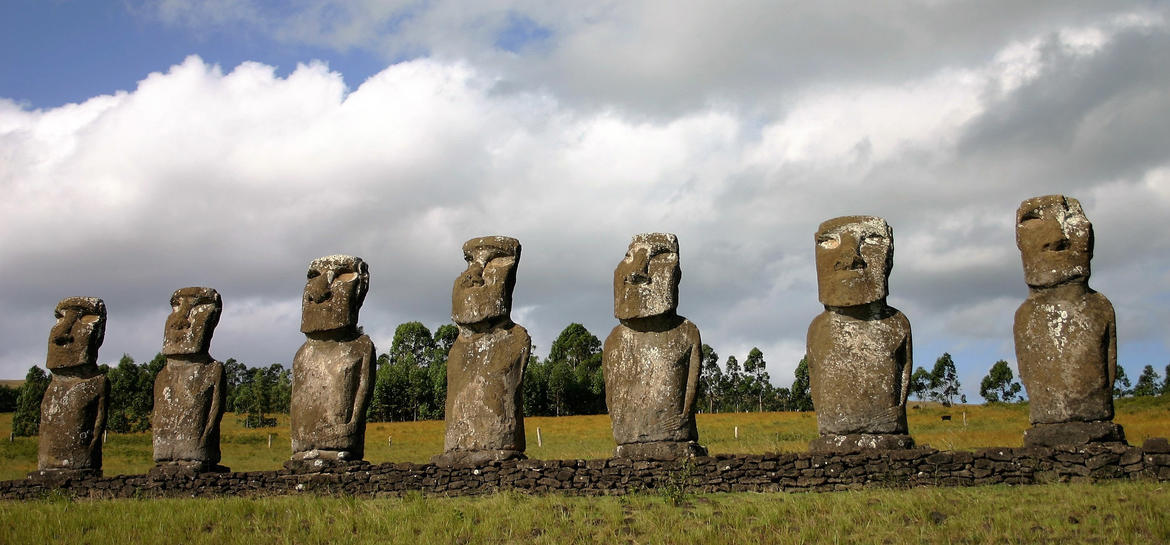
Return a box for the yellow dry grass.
[1,396,1168,481]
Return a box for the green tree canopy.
[12,366,50,436]
[928,353,962,407]
[790,356,812,412]
[979,360,1022,403]
[1114,366,1133,397]
[1133,365,1162,397]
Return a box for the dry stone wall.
[5,439,1169,501]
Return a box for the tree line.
[7,324,1170,435]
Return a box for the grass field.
[3,398,1169,543]
[1,481,1167,544]
[2,396,1169,481]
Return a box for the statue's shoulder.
[676,317,701,343]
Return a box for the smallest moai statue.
[151,287,228,476]
[807,216,914,453]
[32,297,110,479]
[603,233,706,460]
[287,255,376,471]
[1014,195,1124,447]
[432,236,531,467]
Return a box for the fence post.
[734,426,739,440]
[537,427,543,448]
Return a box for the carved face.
[163,287,222,356]
[614,233,681,320]
[1016,195,1093,288]
[452,236,520,325]
[46,297,106,370]
[815,216,893,307]
[300,255,369,334]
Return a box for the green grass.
[2,481,1167,544]
[2,396,1169,481]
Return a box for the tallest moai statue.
[433,236,531,467]
[806,216,914,453]
[1014,195,1124,447]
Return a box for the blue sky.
[1,2,388,108]
[2,1,1168,404]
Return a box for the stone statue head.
[451,236,521,326]
[1016,195,1093,288]
[46,297,106,370]
[815,216,894,307]
[300,255,370,334]
[162,287,222,356]
[614,233,681,321]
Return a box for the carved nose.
[1042,238,1070,252]
[461,264,486,288]
[625,249,651,284]
[307,278,333,303]
[627,271,651,284]
[834,254,866,271]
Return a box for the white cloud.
[3,3,1169,403]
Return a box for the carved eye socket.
[863,233,885,244]
[818,235,840,249]
[1019,208,1042,223]
[336,272,358,283]
[307,269,320,280]
[80,314,101,324]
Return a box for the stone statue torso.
[290,335,375,454]
[807,307,911,435]
[1015,289,1115,424]
[152,360,225,463]
[38,374,108,470]
[444,323,531,452]
[603,319,700,445]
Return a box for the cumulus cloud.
[3,3,1169,399]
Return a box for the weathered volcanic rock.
[807,217,913,448]
[289,255,376,464]
[152,287,228,472]
[604,233,706,459]
[36,297,109,477]
[1014,195,1122,446]
[434,236,531,467]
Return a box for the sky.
[2,1,1169,402]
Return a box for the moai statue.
[33,297,110,479]
[603,233,706,460]
[287,255,376,469]
[806,216,914,453]
[151,287,228,476]
[432,236,531,467]
[1014,195,1124,447]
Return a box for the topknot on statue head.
[1016,195,1094,289]
[614,233,681,321]
[814,216,893,308]
[46,296,107,370]
[163,287,222,356]
[452,236,522,326]
[301,255,370,334]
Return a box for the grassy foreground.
[2,481,1167,544]
[2,396,1170,481]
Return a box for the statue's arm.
[202,364,226,444]
[683,327,702,416]
[350,341,376,431]
[94,377,110,449]
[898,320,913,407]
[1106,309,1117,388]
